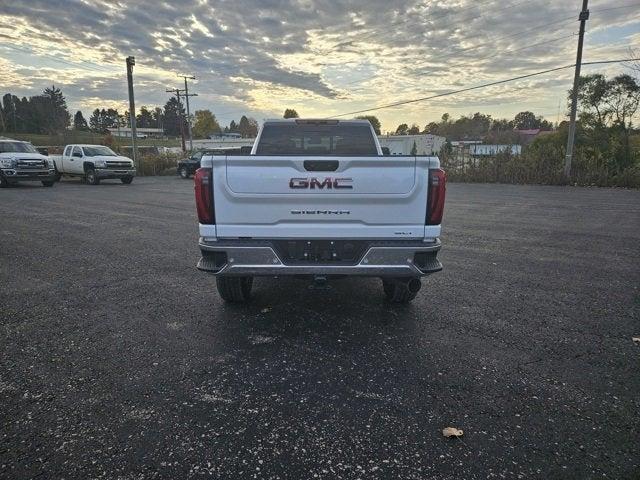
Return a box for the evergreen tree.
[73,111,88,130]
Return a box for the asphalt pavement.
[1,176,639,479]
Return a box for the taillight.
[426,168,446,225]
[194,167,215,224]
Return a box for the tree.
[423,122,440,134]
[408,124,420,135]
[89,109,103,132]
[513,111,538,130]
[283,108,299,119]
[228,119,238,132]
[355,115,381,135]
[41,85,70,134]
[73,111,88,130]
[152,107,164,130]
[513,111,552,130]
[163,97,186,136]
[193,109,221,138]
[395,123,409,135]
[238,115,258,138]
[570,73,640,172]
[136,106,153,128]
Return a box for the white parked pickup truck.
[51,145,136,185]
[194,119,446,303]
[0,137,57,187]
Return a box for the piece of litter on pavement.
[442,427,464,438]
[261,308,271,313]
[632,337,640,344]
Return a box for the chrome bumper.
[95,168,136,178]
[197,238,442,277]
[1,168,56,181]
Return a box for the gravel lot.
[1,177,639,479]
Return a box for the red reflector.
[426,168,446,225]
[194,168,214,224]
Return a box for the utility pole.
[564,0,589,181]
[178,75,197,151]
[126,56,138,170]
[166,88,187,152]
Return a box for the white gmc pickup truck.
[194,119,446,303]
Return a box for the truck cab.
[52,145,136,185]
[0,138,57,187]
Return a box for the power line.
[329,59,640,118]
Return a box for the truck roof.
[262,118,370,125]
[65,144,109,147]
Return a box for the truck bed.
[199,154,442,241]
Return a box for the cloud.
[0,0,638,130]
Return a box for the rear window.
[256,123,378,155]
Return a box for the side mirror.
[381,147,390,156]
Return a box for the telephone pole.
[166,88,187,152]
[126,56,138,170]
[564,0,589,181]
[178,75,197,151]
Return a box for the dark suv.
[177,151,203,179]
[177,148,248,179]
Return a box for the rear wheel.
[382,278,421,303]
[179,167,190,179]
[0,175,8,188]
[121,176,133,184]
[216,276,253,303]
[41,180,55,187]
[86,169,100,185]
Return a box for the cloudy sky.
[0,0,638,132]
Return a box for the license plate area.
[273,240,368,265]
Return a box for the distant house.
[515,129,549,145]
[469,144,521,156]
[107,127,163,139]
[378,134,446,155]
[209,132,242,140]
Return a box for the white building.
[107,127,164,139]
[378,134,446,156]
[469,144,521,156]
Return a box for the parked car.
[0,137,57,187]
[50,145,136,185]
[193,119,446,303]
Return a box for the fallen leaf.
[442,427,464,438]
[632,337,640,344]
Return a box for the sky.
[0,0,638,133]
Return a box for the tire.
[41,181,55,187]
[0,175,8,188]
[179,167,190,179]
[121,176,133,184]
[382,278,421,303]
[86,169,100,185]
[216,276,253,303]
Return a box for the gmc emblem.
[289,177,353,189]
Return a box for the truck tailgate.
[213,155,434,240]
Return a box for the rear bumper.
[197,238,442,277]
[95,168,136,179]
